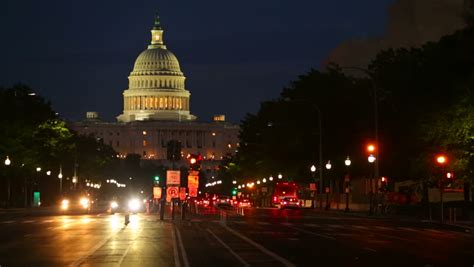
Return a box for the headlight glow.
[110,201,119,209]
[61,199,69,210]
[80,198,90,209]
[128,199,140,211]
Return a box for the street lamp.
[368,154,376,163]
[4,156,11,208]
[36,167,41,172]
[344,156,351,212]
[46,170,51,176]
[269,176,274,181]
[4,156,11,166]
[310,165,317,208]
[278,173,283,179]
[324,160,331,210]
[58,165,63,195]
[436,154,448,223]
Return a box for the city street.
[0,207,473,266]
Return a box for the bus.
[272,182,298,207]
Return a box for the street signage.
[188,187,198,197]
[153,187,162,199]
[167,170,181,185]
[187,171,199,189]
[167,186,179,201]
[309,183,317,191]
[179,187,186,200]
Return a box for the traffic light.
[153,175,160,185]
[187,154,202,171]
[380,177,388,192]
[232,188,237,196]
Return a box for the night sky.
[1,0,394,123]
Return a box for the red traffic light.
[366,144,376,153]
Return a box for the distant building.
[69,14,239,170]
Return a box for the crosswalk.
[189,219,468,236]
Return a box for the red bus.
[272,182,298,206]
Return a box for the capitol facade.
[69,14,239,166]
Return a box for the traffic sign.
[167,186,179,200]
[153,187,162,199]
[188,187,198,197]
[179,187,186,200]
[188,171,199,189]
[167,170,181,185]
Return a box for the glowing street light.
[367,144,376,153]
[232,180,237,184]
[436,155,447,165]
[4,156,11,166]
[344,156,351,166]
[325,161,332,170]
[368,154,376,163]
[310,165,316,173]
[262,178,267,183]
[269,176,274,181]
[36,167,41,172]
[278,174,283,179]
[46,170,51,176]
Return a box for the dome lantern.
[149,13,166,49]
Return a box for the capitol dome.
[117,14,196,123]
[132,48,183,75]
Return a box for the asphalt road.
[0,207,473,266]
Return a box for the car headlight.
[80,198,90,209]
[61,199,69,210]
[128,199,140,211]
[110,201,119,209]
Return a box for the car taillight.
[282,201,287,205]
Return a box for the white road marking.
[171,224,181,267]
[22,220,35,223]
[287,226,336,240]
[42,220,54,223]
[175,227,190,267]
[1,220,15,224]
[256,222,270,225]
[375,226,392,230]
[303,223,320,227]
[353,225,368,230]
[327,224,344,228]
[281,222,293,226]
[398,227,417,232]
[207,229,250,267]
[363,247,377,252]
[69,228,120,267]
[424,229,444,234]
[222,224,296,267]
[117,228,144,266]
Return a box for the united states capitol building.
[69,14,239,167]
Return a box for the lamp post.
[344,156,351,212]
[310,165,316,208]
[4,156,11,208]
[325,160,332,210]
[436,154,448,223]
[58,165,63,195]
[367,153,376,215]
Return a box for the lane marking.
[42,220,54,223]
[353,225,368,230]
[424,229,444,234]
[0,220,15,224]
[287,226,336,240]
[281,222,293,226]
[222,224,296,267]
[22,220,35,223]
[398,227,417,232]
[117,228,144,266]
[256,222,270,225]
[175,227,190,267]
[69,229,120,267]
[327,224,344,228]
[363,247,377,253]
[303,223,320,227]
[375,226,392,230]
[171,224,181,267]
[207,229,250,267]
